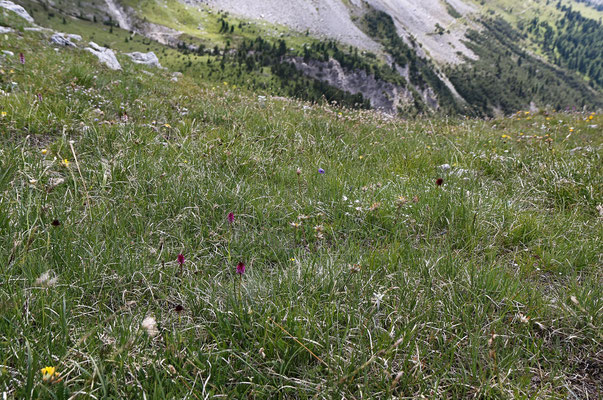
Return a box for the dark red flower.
[19,53,25,65]
[227,212,235,224]
[51,219,61,226]
[236,261,246,275]
[435,178,444,186]
[174,304,184,313]
[177,254,185,265]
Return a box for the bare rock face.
[288,57,415,114]
[202,0,380,52]
[199,0,477,64]
[0,1,35,23]
[85,42,122,70]
[125,51,163,68]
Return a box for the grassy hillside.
[1,11,602,399]
[19,0,603,116]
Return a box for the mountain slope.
[17,0,603,115]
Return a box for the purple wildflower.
[318,168,325,174]
[177,254,185,265]
[236,261,246,275]
[227,212,235,224]
[19,53,24,65]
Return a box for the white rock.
[0,1,34,23]
[125,51,162,68]
[24,27,47,32]
[85,42,121,70]
[50,33,77,47]
[1,50,14,56]
[0,26,13,34]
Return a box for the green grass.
[0,18,602,399]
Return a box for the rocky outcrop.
[85,42,122,70]
[138,22,183,47]
[104,0,132,30]
[288,57,415,114]
[125,51,162,68]
[50,32,81,47]
[0,1,34,23]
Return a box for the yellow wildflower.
[41,148,48,155]
[62,159,70,167]
[1,112,6,117]
[163,123,171,128]
[41,366,59,382]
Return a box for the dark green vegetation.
[0,13,602,398]
[572,0,603,11]
[523,2,603,88]
[447,17,603,116]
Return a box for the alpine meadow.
[0,0,601,399]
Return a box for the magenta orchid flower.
[236,261,246,275]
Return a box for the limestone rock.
[0,1,34,23]
[85,42,121,70]
[125,51,162,68]
[50,33,81,47]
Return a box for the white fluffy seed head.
[142,316,159,337]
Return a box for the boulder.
[0,26,13,34]
[84,42,121,70]
[125,51,162,68]
[0,1,34,23]
[50,33,79,47]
